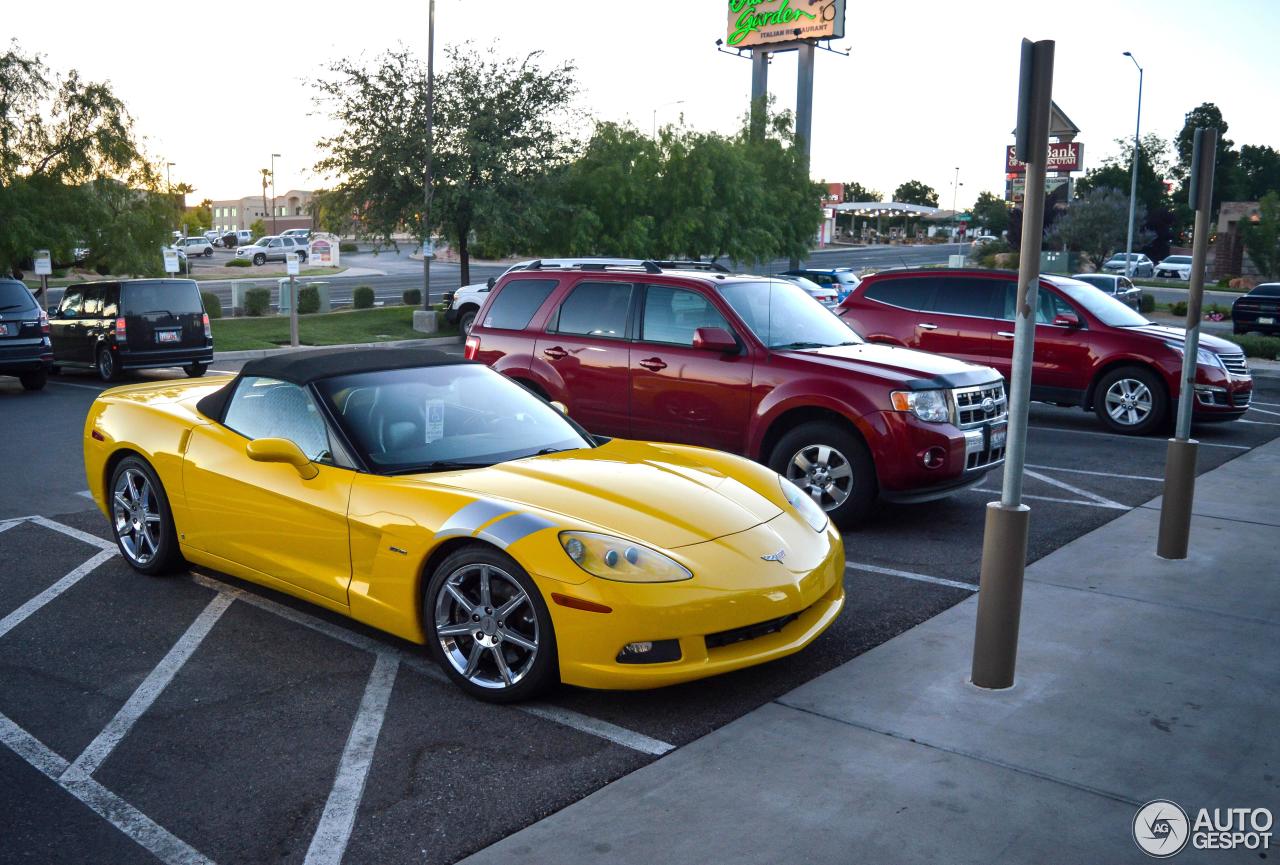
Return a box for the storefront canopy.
[832,201,941,217]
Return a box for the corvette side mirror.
[247,437,318,479]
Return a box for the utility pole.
[1122,52,1143,278]
[790,41,815,271]
[271,153,280,235]
[422,0,435,311]
[952,166,962,243]
[166,162,175,235]
[971,38,1055,691]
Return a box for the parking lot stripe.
[1025,463,1163,483]
[0,549,116,641]
[1238,418,1280,427]
[1247,405,1280,416]
[1028,425,1251,449]
[845,562,976,592]
[63,593,235,783]
[0,519,21,535]
[27,515,117,551]
[0,711,212,865]
[521,705,677,756]
[1022,468,1127,509]
[46,380,107,391]
[304,653,399,865]
[968,488,1128,510]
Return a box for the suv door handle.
[542,346,567,360]
[917,323,939,330]
[638,357,667,372]
[997,331,1015,338]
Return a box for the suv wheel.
[19,369,47,391]
[184,362,208,378]
[297,251,307,263]
[252,253,266,266]
[1094,366,1167,435]
[97,346,120,382]
[769,421,876,529]
[459,306,478,335]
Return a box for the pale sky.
[13,0,1280,210]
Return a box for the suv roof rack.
[523,258,730,275]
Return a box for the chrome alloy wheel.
[112,467,161,565]
[786,444,854,512]
[1104,377,1154,427]
[433,563,538,690]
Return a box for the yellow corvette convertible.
[84,348,845,701]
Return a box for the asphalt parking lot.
[2,366,1278,864]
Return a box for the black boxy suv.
[0,278,52,391]
[49,279,214,381]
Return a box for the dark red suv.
[838,268,1253,435]
[464,261,1010,528]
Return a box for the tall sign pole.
[1122,53,1143,279]
[421,0,435,311]
[1157,127,1217,559]
[749,48,768,142]
[791,41,815,271]
[971,38,1054,690]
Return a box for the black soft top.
[196,346,471,420]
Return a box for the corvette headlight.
[890,388,950,423]
[559,532,692,583]
[1164,340,1222,368]
[779,476,828,532]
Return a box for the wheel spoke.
[814,445,832,467]
[809,486,825,505]
[462,641,484,678]
[828,463,852,481]
[791,453,812,474]
[478,566,492,609]
[139,480,152,510]
[444,582,473,613]
[491,647,513,685]
[144,513,161,524]
[496,593,526,620]
[139,526,156,554]
[113,492,130,512]
[437,622,474,638]
[500,628,537,653]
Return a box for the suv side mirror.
[1052,313,1081,329]
[246,437,318,479]
[692,326,738,353]
[486,277,496,290]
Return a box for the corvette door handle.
[542,346,567,360]
[917,323,939,330]
[638,357,667,372]
[997,331,1015,338]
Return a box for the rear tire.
[458,307,478,335]
[108,456,183,575]
[768,421,877,529]
[19,369,47,391]
[1094,366,1167,436]
[97,346,120,382]
[184,362,208,378]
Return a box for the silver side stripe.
[434,500,514,541]
[436,500,556,549]
[475,512,557,549]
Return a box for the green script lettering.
[728,0,817,46]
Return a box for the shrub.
[1217,277,1233,288]
[353,285,375,309]
[1170,300,1188,317]
[402,288,422,306]
[226,258,251,268]
[51,268,68,278]
[1140,293,1155,313]
[1224,334,1280,360]
[339,241,359,253]
[1204,302,1231,321]
[297,285,320,315]
[201,292,222,319]
[245,287,271,317]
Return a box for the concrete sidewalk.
[463,439,1280,864]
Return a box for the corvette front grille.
[705,605,809,651]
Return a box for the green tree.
[249,218,267,240]
[1077,134,1171,215]
[893,180,938,207]
[1050,187,1150,270]
[1173,103,1242,208]
[1242,192,1280,280]
[1239,145,1280,201]
[971,191,1010,235]
[841,181,881,203]
[180,198,211,235]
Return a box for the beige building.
[210,189,315,234]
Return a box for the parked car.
[1069,273,1143,310]
[465,261,1009,528]
[1155,255,1195,280]
[235,235,308,266]
[837,268,1252,436]
[0,278,52,390]
[230,229,253,247]
[1232,283,1280,336]
[84,346,846,700]
[777,274,838,308]
[444,259,726,335]
[202,230,221,245]
[970,235,1000,246]
[281,228,312,243]
[48,278,214,381]
[174,237,214,257]
[1101,253,1154,277]
[781,267,861,301]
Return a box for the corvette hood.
[1120,324,1241,355]
[422,441,784,549]
[778,342,1001,389]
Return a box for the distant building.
[210,189,314,234]
[1212,201,1262,280]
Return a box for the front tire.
[97,346,120,382]
[1094,366,1167,435]
[19,369,47,391]
[252,253,265,266]
[425,545,557,703]
[458,307,478,335]
[109,456,183,575]
[768,421,877,529]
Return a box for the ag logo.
[1133,800,1190,857]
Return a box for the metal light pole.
[1122,52,1143,278]
[270,153,280,235]
[790,40,815,270]
[651,100,686,139]
[951,166,963,243]
[166,162,175,235]
[422,0,435,311]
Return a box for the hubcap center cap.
[479,615,497,637]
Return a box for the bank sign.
[726,0,846,48]
[1005,142,1084,174]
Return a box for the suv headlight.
[779,476,828,532]
[559,532,692,583]
[1164,340,1222,368]
[890,388,950,423]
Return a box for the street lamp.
[270,153,281,234]
[166,162,176,235]
[951,166,964,243]
[1122,51,1143,278]
[652,99,686,139]
[422,0,435,310]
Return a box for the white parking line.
[844,562,976,592]
[1028,425,1251,450]
[27,515,117,551]
[63,593,235,782]
[46,380,106,391]
[1250,400,1280,408]
[521,705,676,756]
[1025,464,1162,483]
[1247,405,1280,417]
[304,653,399,865]
[0,519,21,535]
[0,549,116,640]
[1023,468,1127,509]
[969,488,1128,510]
[1238,418,1280,427]
[0,712,212,865]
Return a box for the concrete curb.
[1249,358,1280,379]
[213,334,462,362]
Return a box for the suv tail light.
[38,309,50,335]
[114,316,127,343]
[202,312,212,339]
[464,335,480,360]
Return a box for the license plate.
[157,329,180,343]
[989,422,1008,451]
[0,323,12,337]
[1260,317,1275,325]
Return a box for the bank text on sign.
[1005,142,1083,174]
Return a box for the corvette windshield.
[315,364,591,473]
[718,280,862,349]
